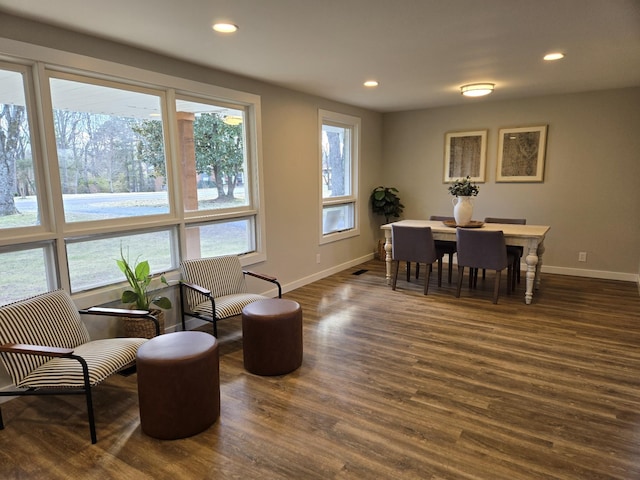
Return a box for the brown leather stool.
[242,299,303,376]
[136,331,220,439]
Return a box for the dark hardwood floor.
[1,260,639,479]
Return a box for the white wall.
[382,88,640,279]
[0,12,638,394]
[0,14,383,315]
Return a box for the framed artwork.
[443,130,487,183]
[496,125,548,182]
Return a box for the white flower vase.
[452,196,474,226]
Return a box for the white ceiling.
[0,0,639,112]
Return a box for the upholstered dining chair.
[180,255,281,337]
[455,228,515,304]
[484,217,526,289]
[429,215,458,285]
[391,225,439,295]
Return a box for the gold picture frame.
[496,125,548,182]
[443,130,487,183]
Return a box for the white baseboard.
[540,264,638,283]
[177,253,376,333]
[436,256,638,284]
[281,253,375,294]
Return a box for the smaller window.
[0,244,57,305]
[184,217,256,260]
[66,229,176,293]
[319,110,360,243]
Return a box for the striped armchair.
[180,255,281,337]
[0,290,156,444]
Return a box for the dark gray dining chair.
[455,228,515,304]
[429,215,457,285]
[391,225,439,295]
[484,217,526,289]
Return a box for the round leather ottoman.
[242,299,303,376]
[136,331,220,440]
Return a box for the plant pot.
[123,309,164,339]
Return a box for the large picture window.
[175,97,249,213]
[49,75,170,223]
[319,110,360,243]
[0,48,263,306]
[0,64,42,230]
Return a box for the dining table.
[381,219,551,304]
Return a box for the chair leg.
[437,257,443,287]
[416,263,420,279]
[179,283,187,331]
[406,261,411,282]
[447,253,453,284]
[493,270,502,304]
[424,263,431,295]
[75,355,97,444]
[456,266,464,298]
[392,260,400,290]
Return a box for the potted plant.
[370,186,405,224]
[448,176,479,226]
[116,248,171,338]
[370,186,405,260]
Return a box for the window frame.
[0,41,266,307]
[318,109,360,245]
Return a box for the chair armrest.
[0,343,74,358]
[180,281,212,298]
[80,306,152,318]
[79,307,161,337]
[244,270,282,298]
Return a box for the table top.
[381,219,550,239]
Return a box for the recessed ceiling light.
[460,83,495,97]
[364,80,379,87]
[212,23,238,33]
[544,52,565,61]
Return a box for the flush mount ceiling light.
[212,23,238,33]
[363,80,379,87]
[544,52,565,61]
[460,83,495,97]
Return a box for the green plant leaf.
[152,296,172,309]
[135,261,150,281]
[121,290,139,305]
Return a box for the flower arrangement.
[448,176,479,197]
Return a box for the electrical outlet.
[316,253,321,264]
[578,251,587,262]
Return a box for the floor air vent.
[352,269,368,275]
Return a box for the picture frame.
[496,125,548,182]
[443,130,487,183]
